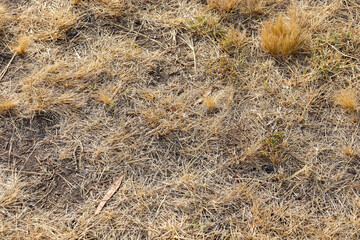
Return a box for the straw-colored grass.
[262,7,309,57]
[334,88,358,110]
[0,0,359,239]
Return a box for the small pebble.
[67,30,79,37]
[263,165,275,173]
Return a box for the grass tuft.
[13,35,31,55]
[94,0,127,18]
[206,0,239,11]
[71,0,80,5]
[0,98,18,113]
[207,0,264,14]
[98,92,112,105]
[0,174,26,210]
[186,13,223,39]
[220,27,247,53]
[203,95,217,110]
[340,144,355,158]
[262,10,308,57]
[334,88,358,110]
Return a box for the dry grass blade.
[95,175,125,215]
[182,35,197,74]
[0,53,16,82]
[0,36,31,81]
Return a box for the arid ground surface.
[0,0,360,239]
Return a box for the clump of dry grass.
[340,144,356,158]
[17,1,79,41]
[334,88,358,110]
[220,27,247,53]
[262,9,309,57]
[98,91,112,105]
[207,0,239,11]
[203,95,217,110]
[93,0,127,18]
[241,0,265,15]
[0,173,26,211]
[71,0,81,5]
[186,13,223,39]
[13,35,31,55]
[0,98,18,113]
[207,0,264,14]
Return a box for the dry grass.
[0,5,5,30]
[262,7,309,57]
[241,0,265,15]
[334,88,358,110]
[0,0,360,239]
[207,0,239,11]
[207,0,264,14]
[0,98,18,113]
[13,35,31,55]
[16,1,79,41]
[90,0,128,18]
[202,95,217,110]
[220,27,247,53]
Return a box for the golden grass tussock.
[13,35,32,55]
[207,0,239,11]
[340,144,356,158]
[262,10,309,57]
[23,88,83,113]
[203,95,217,110]
[0,98,18,113]
[334,88,358,110]
[71,0,81,5]
[98,91,112,105]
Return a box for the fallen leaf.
[95,175,125,215]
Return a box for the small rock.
[263,165,275,173]
[67,30,79,37]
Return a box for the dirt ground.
[0,0,360,239]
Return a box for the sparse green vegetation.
[0,0,360,239]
